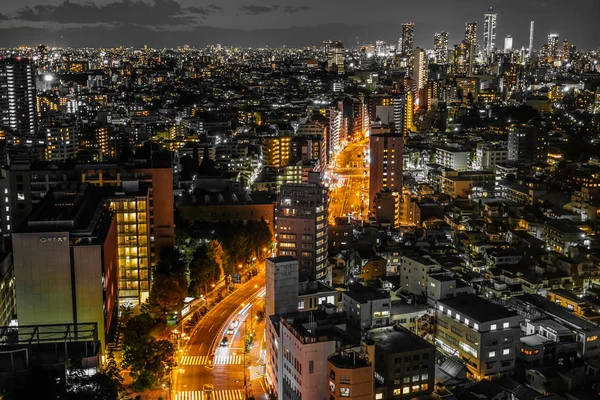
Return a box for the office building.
[401,23,415,59]
[452,41,474,75]
[504,35,513,52]
[483,7,497,55]
[266,256,299,317]
[548,34,560,61]
[465,22,477,48]
[276,174,329,281]
[507,125,548,168]
[326,41,345,73]
[369,326,435,399]
[0,58,37,138]
[528,21,535,57]
[342,290,391,329]
[434,32,449,64]
[12,184,119,349]
[435,295,521,381]
[412,48,427,107]
[0,251,15,326]
[369,133,404,206]
[435,147,471,171]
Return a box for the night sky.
[0,0,598,49]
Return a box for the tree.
[148,274,188,316]
[122,315,175,391]
[208,240,225,281]
[189,246,219,296]
[155,247,187,278]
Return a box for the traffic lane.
[185,275,265,356]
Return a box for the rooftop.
[440,294,518,323]
[368,326,434,354]
[328,351,371,369]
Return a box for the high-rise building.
[276,173,328,281]
[465,22,477,47]
[412,48,427,107]
[326,41,345,73]
[452,41,474,75]
[369,133,404,206]
[504,35,513,52]
[0,58,37,138]
[483,7,497,54]
[528,21,535,57]
[562,39,570,62]
[434,32,449,64]
[508,125,548,168]
[401,23,415,60]
[548,34,559,61]
[12,184,119,350]
[392,92,414,137]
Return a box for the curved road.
[175,274,266,400]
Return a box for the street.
[328,137,370,222]
[175,274,267,400]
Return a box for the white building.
[435,147,470,171]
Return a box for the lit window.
[376,394,383,400]
[489,351,496,358]
[17,193,25,201]
[455,314,461,322]
[412,385,420,392]
[340,388,349,397]
[402,387,410,394]
[503,349,510,355]
[474,323,479,330]
[464,318,470,326]
[503,322,509,329]
[491,324,497,331]
[438,305,444,311]
[421,384,429,391]
[421,373,428,381]
[412,375,419,382]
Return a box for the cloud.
[240,5,280,15]
[5,0,223,26]
[282,6,311,14]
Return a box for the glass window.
[491,324,497,331]
[503,349,510,355]
[503,322,509,328]
[340,388,349,397]
[489,351,496,358]
[474,323,479,330]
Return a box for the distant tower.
[465,22,478,47]
[483,7,497,54]
[528,21,535,57]
[402,23,415,61]
[325,40,345,73]
[412,48,427,107]
[562,40,570,62]
[504,36,514,52]
[547,34,559,61]
[0,58,37,138]
[434,32,449,64]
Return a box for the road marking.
[214,355,243,365]
[176,390,244,400]
[180,355,242,365]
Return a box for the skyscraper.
[528,21,535,57]
[504,35,513,52]
[401,23,415,59]
[465,22,477,46]
[412,48,427,107]
[276,173,329,282]
[452,41,474,75]
[562,39,570,62]
[434,32,449,64]
[483,7,497,54]
[392,91,414,137]
[548,34,559,61]
[326,41,345,73]
[369,133,404,206]
[0,58,37,138]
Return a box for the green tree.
[208,240,225,281]
[122,315,175,391]
[149,274,188,316]
[189,246,219,296]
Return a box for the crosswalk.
[175,390,244,400]
[180,355,243,365]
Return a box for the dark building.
[368,326,436,399]
[507,125,548,169]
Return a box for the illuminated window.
[403,387,410,394]
[503,322,509,329]
[491,324,497,331]
[412,385,420,392]
[376,394,383,400]
[340,388,349,397]
[421,384,429,391]
[489,351,496,358]
[503,349,510,355]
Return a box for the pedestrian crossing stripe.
[180,355,243,365]
[175,390,244,400]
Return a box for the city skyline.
[0,0,598,49]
